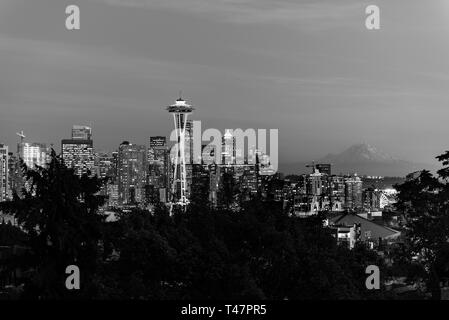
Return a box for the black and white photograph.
[1,0,449,310]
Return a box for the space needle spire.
[166,94,195,214]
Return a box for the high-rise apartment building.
[95,153,115,180]
[190,164,210,204]
[184,120,194,164]
[240,164,259,197]
[0,144,9,202]
[111,151,119,180]
[17,142,48,168]
[344,175,363,210]
[117,141,147,205]
[7,152,18,199]
[148,136,168,203]
[307,169,325,196]
[329,175,345,211]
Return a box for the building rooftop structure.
[166,98,195,113]
[328,212,401,241]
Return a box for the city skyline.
[2,1,449,302]
[0,117,439,175]
[1,0,449,166]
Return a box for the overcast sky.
[1,0,449,165]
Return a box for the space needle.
[166,94,195,214]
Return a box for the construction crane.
[16,130,26,144]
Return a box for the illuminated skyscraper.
[240,164,259,197]
[330,175,345,211]
[0,144,8,202]
[117,141,147,205]
[166,96,194,213]
[148,136,168,203]
[111,151,119,180]
[7,152,18,199]
[62,140,94,176]
[344,174,363,210]
[307,169,325,197]
[72,125,92,140]
[149,136,166,149]
[61,125,95,176]
[17,142,48,168]
[222,129,236,166]
[96,153,115,180]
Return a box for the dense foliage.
[0,151,106,298]
[0,151,391,299]
[395,151,449,299]
[98,203,387,299]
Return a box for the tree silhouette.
[94,197,391,300]
[395,151,449,300]
[0,150,106,299]
[0,151,394,300]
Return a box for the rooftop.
[329,213,401,240]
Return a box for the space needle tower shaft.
[166,95,195,214]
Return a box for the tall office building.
[240,164,259,197]
[329,175,345,211]
[222,129,236,166]
[190,164,210,204]
[17,142,48,168]
[307,169,326,197]
[92,152,115,201]
[13,133,48,197]
[95,153,115,180]
[208,164,221,206]
[260,173,284,202]
[111,151,119,181]
[7,152,18,199]
[344,175,363,210]
[363,188,383,211]
[62,140,94,176]
[149,136,166,150]
[62,125,95,176]
[148,136,167,168]
[316,164,332,176]
[183,120,194,164]
[148,136,168,203]
[71,125,92,140]
[107,184,119,208]
[183,120,194,201]
[0,144,9,202]
[117,141,147,205]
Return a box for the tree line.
[1,149,449,299]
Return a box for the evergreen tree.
[0,150,106,299]
[395,151,449,299]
